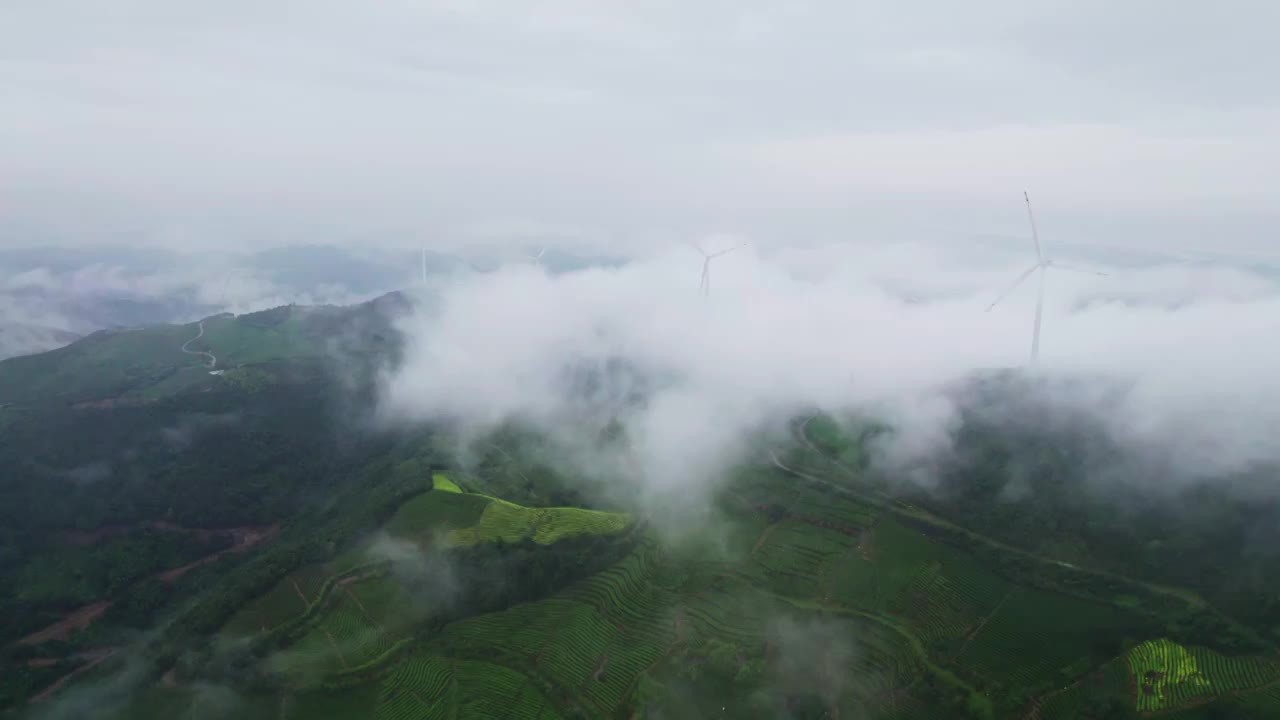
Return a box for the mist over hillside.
[7,0,1280,715]
[381,241,1280,515]
[3,243,1280,718]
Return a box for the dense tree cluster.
[903,411,1280,652]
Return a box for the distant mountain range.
[0,244,625,360]
[0,321,81,360]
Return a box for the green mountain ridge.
[0,291,409,408]
[3,296,1280,719]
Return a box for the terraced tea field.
[448,497,630,547]
[131,453,1280,719]
[223,473,632,644]
[1127,638,1280,713]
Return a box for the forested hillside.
[4,298,1280,719]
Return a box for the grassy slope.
[201,459,1280,719]
[65,427,1280,719]
[0,324,198,404]
[449,496,631,547]
[197,312,315,367]
[0,297,402,406]
[204,473,639,718]
[221,474,632,642]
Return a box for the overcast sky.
[4,1,1278,255]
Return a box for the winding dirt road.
[180,321,217,369]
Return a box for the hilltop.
[0,291,410,408]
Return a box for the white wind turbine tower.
[691,241,743,297]
[987,192,1107,363]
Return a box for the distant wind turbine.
[526,248,547,266]
[987,192,1107,363]
[690,241,743,297]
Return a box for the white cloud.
[380,243,1280,510]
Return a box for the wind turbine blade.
[687,241,710,258]
[1024,191,1043,263]
[1031,265,1045,362]
[1049,263,1107,276]
[986,262,1041,311]
[536,248,546,260]
[708,244,742,259]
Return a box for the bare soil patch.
[29,648,116,704]
[157,524,279,583]
[17,602,111,647]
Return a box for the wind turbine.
[987,192,1106,363]
[526,247,547,266]
[691,241,743,297]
